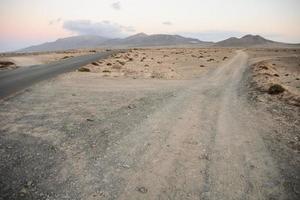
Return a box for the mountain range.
[19,33,299,52]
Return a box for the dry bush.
[91,62,99,66]
[78,67,90,72]
[112,64,122,70]
[268,84,285,95]
[117,60,126,65]
[62,56,73,59]
[102,69,111,73]
[0,61,15,66]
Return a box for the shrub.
[91,62,99,66]
[268,84,285,95]
[78,67,90,72]
[0,61,15,66]
[117,60,126,65]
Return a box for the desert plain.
[0,47,299,199]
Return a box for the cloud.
[111,1,121,10]
[63,20,135,38]
[49,18,62,25]
[162,21,172,26]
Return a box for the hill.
[215,34,299,47]
[20,35,109,52]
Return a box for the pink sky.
[1,0,299,52]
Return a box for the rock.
[136,186,148,193]
[86,118,94,122]
[27,181,33,187]
[20,187,28,194]
[199,153,210,160]
[128,104,136,109]
[121,164,130,169]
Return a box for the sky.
[0,0,300,52]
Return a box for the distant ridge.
[101,32,212,47]
[20,35,109,52]
[215,34,299,47]
[19,33,300,52]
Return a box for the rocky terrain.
[79,48,234,79]
[0,48,299,200]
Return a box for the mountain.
[20,35,110,52]
[19,33,212,52]
[215,34,299,47]
[19,33,299,52]
[101,33,211,47]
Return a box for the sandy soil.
[80,48,235,79]
[245,48,300,200]
[246,48,300,107]
[0,49,105,70]
[0,48,299,200]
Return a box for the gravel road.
[0,50,299,199]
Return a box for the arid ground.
[0,48,105,70]
[0,48,299,200]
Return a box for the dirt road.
[0,50,298,199]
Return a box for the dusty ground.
[0,48,105,70]
[245,48,300,200]
[0,48,299,200]
[80,48,235,79]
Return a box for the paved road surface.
[0,51,117,99]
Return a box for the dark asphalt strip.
[0,51,121,99]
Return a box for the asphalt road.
[0,51,118,99]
